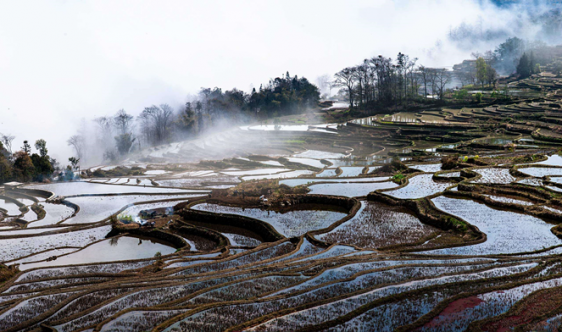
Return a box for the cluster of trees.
[516,52,540,78]
[493,37,560,75]
[67,109,138,164]
[454,37,560,86]
[68,72,320,163]
[0,135,59,184]
[178,73,319,139]
[475,57,498,87]
[454,56,498,88]
[333,53,452,108]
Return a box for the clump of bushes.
[391,172,405,184]
[513,154,544,163]
[225,179,309,202]
[441,154,459,170]
[90,166,144,178]
[371,157,409,176]
[0,264,17,284]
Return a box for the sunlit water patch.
[18,235,175,270]
[422,196,562,255]
[316,168,338,177]
[220,168,290,176]
[242,170,315,180]
[519,167,562,177]
[318,201,437,249]
[26,182,207,197]
[293,150,348,159]
[537,154,562,166]
[192,203,347,237]
[280,176,390,187]
[407,164,443,173]
[287,157,326,168]
[418,276,562,332]
[28,202,75,227]
[470,168,516,184]
[308,181,398,197]
[0,225,111,262]
[338,167,367,177]
[385,174,451,199]
[64,194,196,224]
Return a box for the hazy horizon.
[1,0,560,164]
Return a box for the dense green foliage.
[176,72,319,139]
[0,139,56,184]
[69,72,319,163]
[517,52,539,79]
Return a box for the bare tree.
[0,133,15,154]
[434,69,451,100]
[113,109,134,135]
[67,135,85,160]
[139,104,174,145]
[315,74,332,98]
[93,116,114,151]
[333,67,356,107]
[418,66,429,98]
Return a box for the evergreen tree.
[12,151,34,182]
[517,53,533,78]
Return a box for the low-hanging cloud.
[1,0,561,164]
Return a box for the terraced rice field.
[9,79,562,331]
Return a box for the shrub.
[441,154,459,170]
[474,92,483,103]
[391,173,405,184]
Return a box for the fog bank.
[0,0,561,163]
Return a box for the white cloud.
[0,0,558,162]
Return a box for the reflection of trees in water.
[109,236,119,246]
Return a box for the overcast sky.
[0,0,557,162]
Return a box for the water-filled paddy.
[516,177,544,186]
[0,225,111,262]
[240,124,338,133]
[293,150,347,159]
[470,168,516,184]
[248,264,533,331]
[483,194,534,206]
[424,196,562,255]
[385,174,451,199]
[0,226,69,236]
[318,201,437,248]
[220,168,289,176]
[118,201,184,221]
[64,194,196,224]
[26,182,208,197]
[438,172,461,177]
[280,176,390,187]
[9,92,562,331]
[338,167,367,177]
[242,170,315,180]
[28,202,75,227]
[18,235,175,270]
[0,200,22,216]
[420,276,562,332]
[307,181,398,197]
[287,157,326,168]
[316,169,338,177]
[191,203,348,237]
[407,163,443,173]
[519,167,562,177]
[537,154,562,166]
